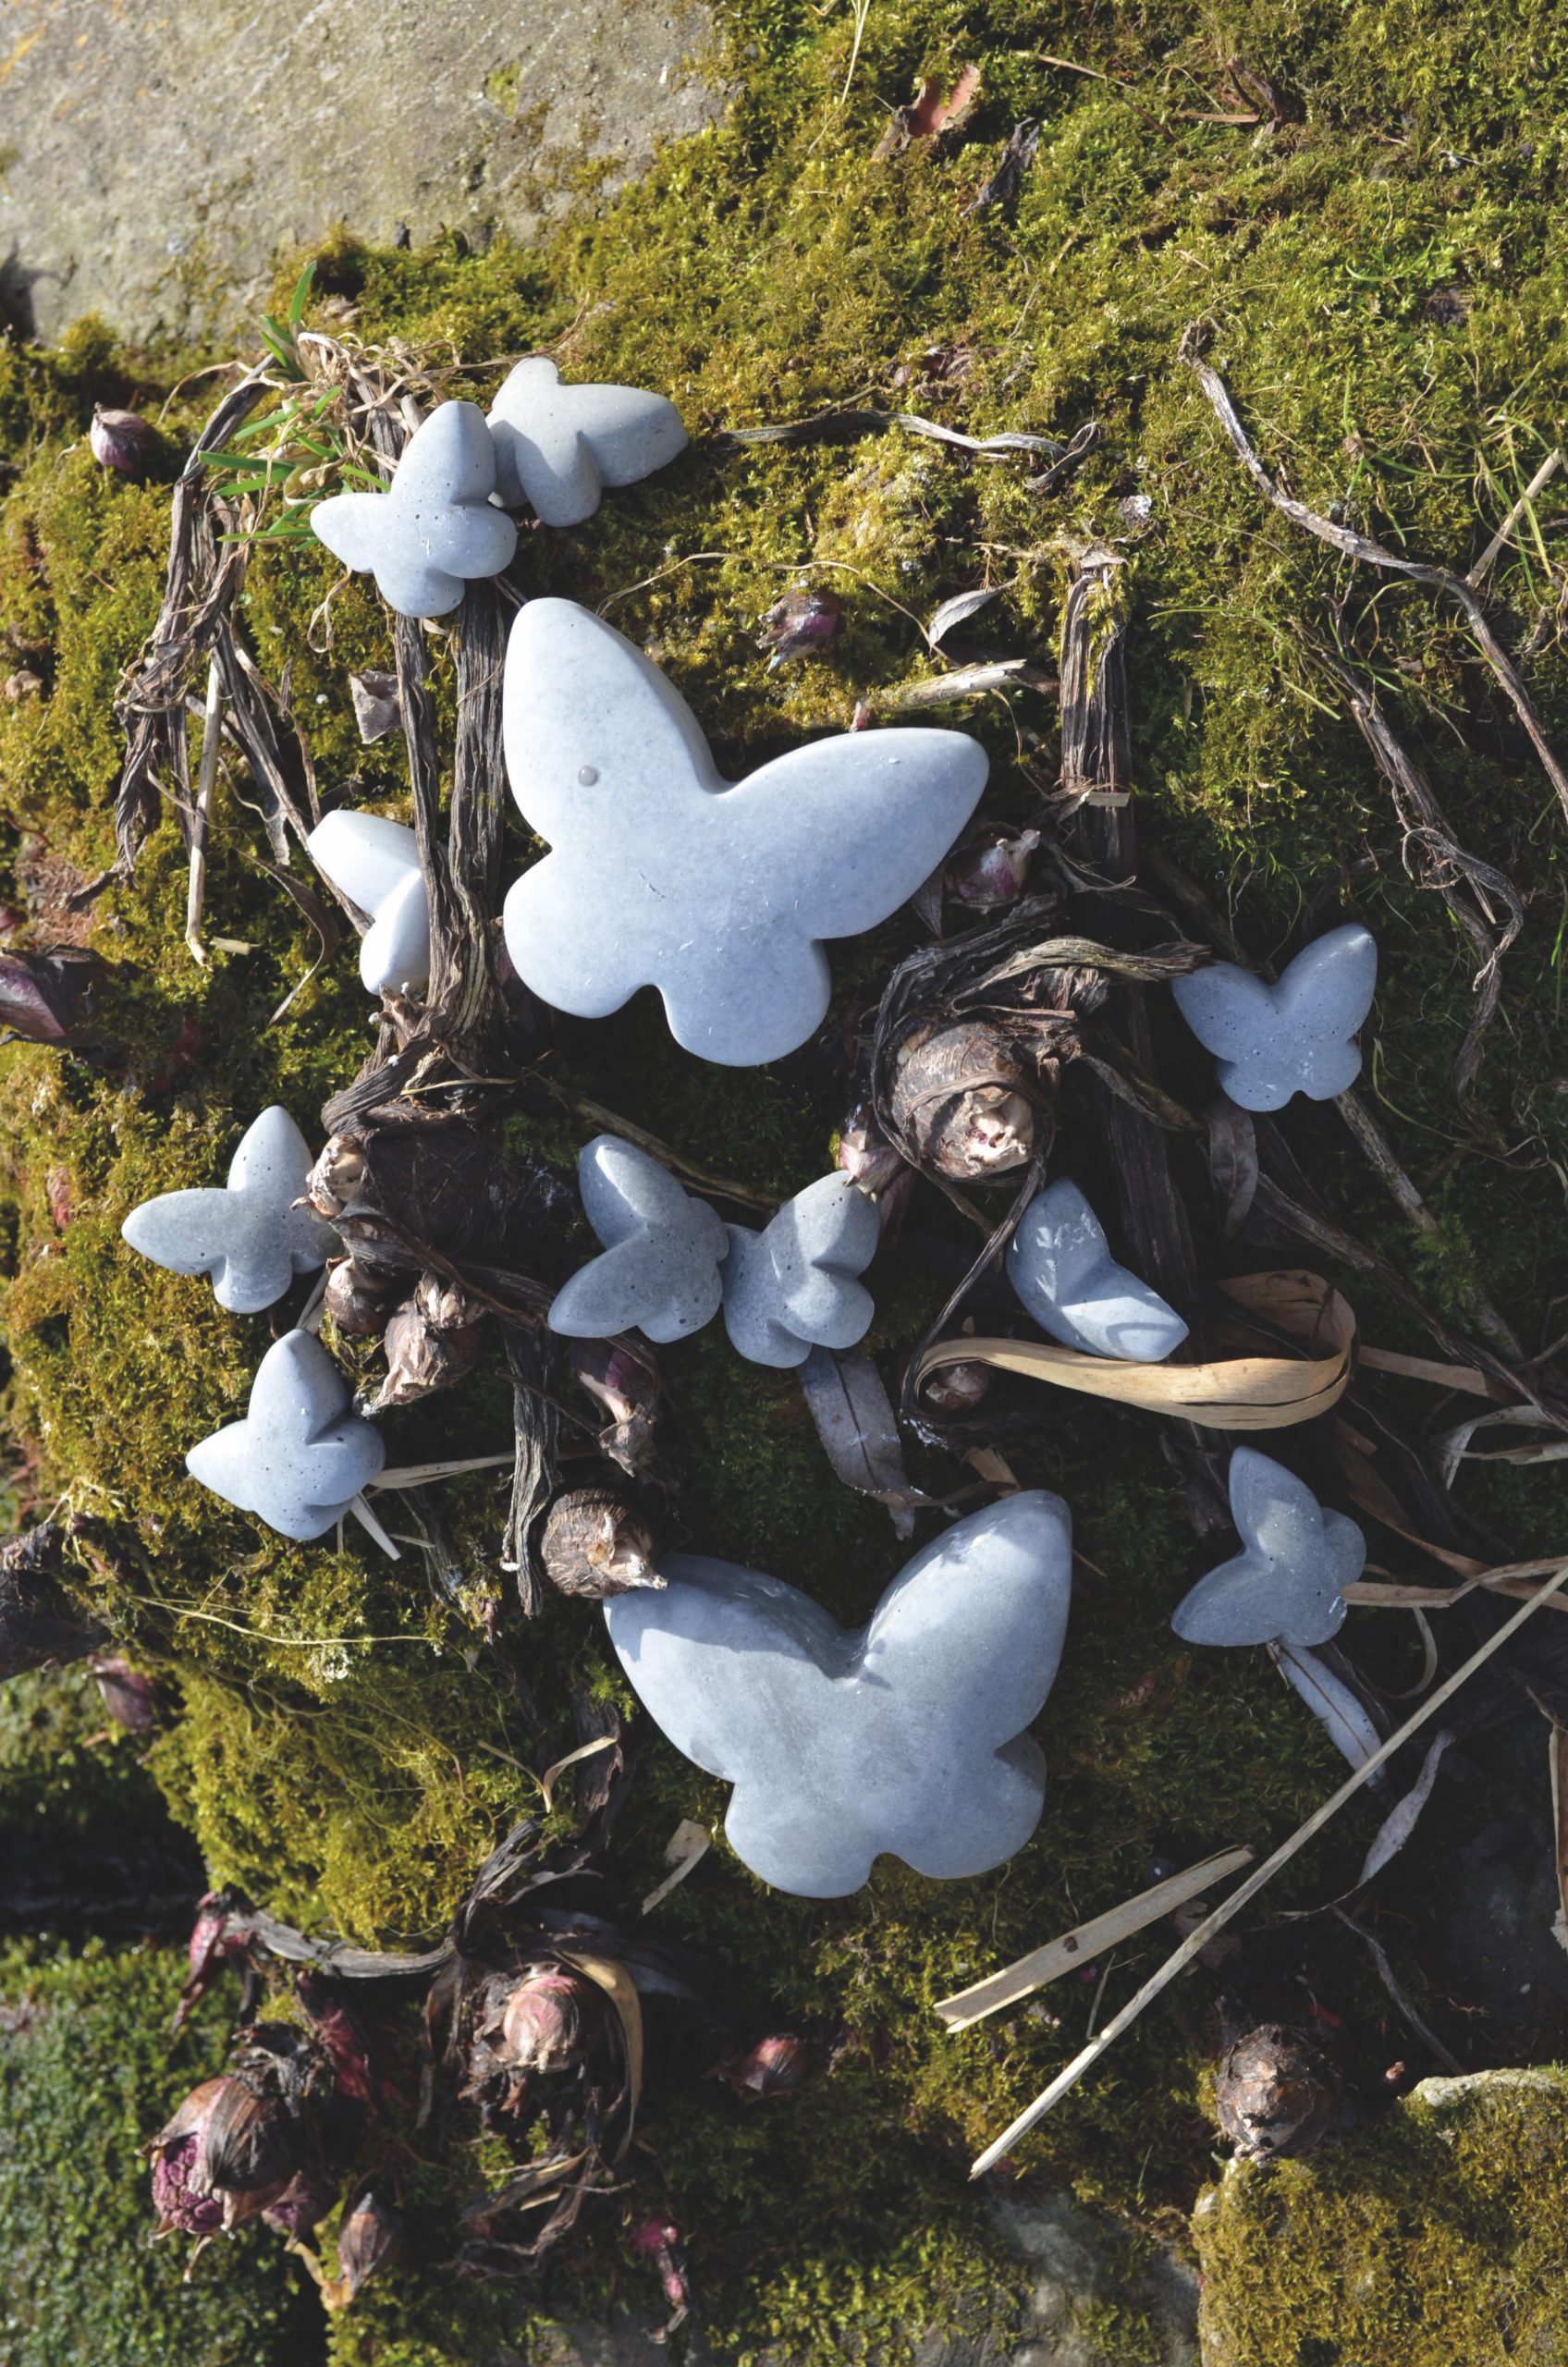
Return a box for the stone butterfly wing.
[501,601,987,1066]
[604,1490,1072,1897]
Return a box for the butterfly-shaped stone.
[500,600,988,1066]
[604,1490,1072,1896]
[486,356,687,524]
[1006,1178,1187,1362]
[186,1329,386,1542]
[1170,924,1378,1112]
[547,1135,729,1345]
[1170,1448,1366,1649]
[308,810,430,998]
[311,400,517,619]
[721,1173,880,1368]
[122,1106,336,1314]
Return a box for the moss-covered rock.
[3,0,1568,2357]
[1194,2068,1568,2365]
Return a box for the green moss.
[0,1937,321,2365]
[1194,2069,1568,2365]
[3,0,1568,2355]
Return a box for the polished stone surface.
[1006,1178,1188,1362]
[1170,1447,1366,1648]
[312,400,517,618]
[186,1329,386,1541]
[307,810,430,997]
[547,1134,729,1344]
[721,1173,880,1368]
[1170,924,1378,1111]
[487,357,687,523]
[122,1106,336,1314]
[501,600,987,1065]
[604,1490,1072,1896]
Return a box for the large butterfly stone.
[604,1490,1072,1897]
[500,600,988,1067]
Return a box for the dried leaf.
[555,1948,643,2156]
[349,668,401,744]
[934,1846,1253,2029]
[965,118,1042,214]
[538,1735,619,1815]
[1357,1729,1452,1885]
[1205,1095,1258,1241]
[798,1346,925,1537]
[641,1820,712,1914]
[1270,1642,1382,1770]
[915,1269,1354,1431]
[928,585,1005,647]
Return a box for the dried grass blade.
[935,1846,1254,2029]
[1358,1345,1513,1400]
[556,1948,643,2156]
[1358,1728,1452,1883]
[249,852,342,1022]
[1550,1724,1568,1946]
[969,1557,1568,2177]
[641,1819,713,1914]
[538,1734,619,1814]
[916,1269,1353,1430]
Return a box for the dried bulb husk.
[89,1652,156,1732]
[326,2184,403,2309]
[570,1342,661,1479]
[263,2172,338,2238]
[149,2078,232,2237]
[1215,2021,1341,2161]
[722,2031,815,2102]
[946,827,1042,912]
[497,1965,594,2073]
[191,2023,344,2230]
[888,1021,1037,1178]
[627,2215,691,2330]
[306,1134,367,1221]
[324,1257,406,1339]
[836,1101,907,1197]
[373,1272,486,1410]
[758,585,841,670]
[90,404,153,474]
[541,1489,663,1600]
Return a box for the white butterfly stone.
[722,1173,880,1368]
[122,1106,336,1314]
[547,1134,729,1345]
[487,356,687,525]
[1170,924,1378,1112]
[186,1329,386,1542]
[1170,1447,1366,1649]
[308,810,430,998]
[311,399,518,619]
[501,600,988,1066]
[604,1490,1073,1896]
[1006,1178,1187,1362]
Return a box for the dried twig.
[184,656,224,964]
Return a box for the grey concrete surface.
[0,0,722,344]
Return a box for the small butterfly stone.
[311,400,517,619]
[604,1490,1073,1896]
[547,1135,729,1345]
[486,356,688,524]
[1170,1447,1366,1649]
[122,1106,336,1314]
[1006,1178,1187,1362]
[308,810,430,998]
[721,1173,881,1368]
[1170,924,1378,1112]
[186,1329,386,1542]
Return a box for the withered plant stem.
[971,1554,1568,2175]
